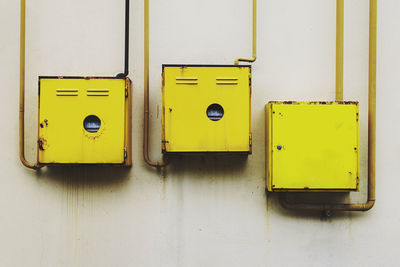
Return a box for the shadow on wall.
[35,165,131,190]
[165,154,249,180]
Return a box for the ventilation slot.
[176,77,198,85]
[56,89,78,96]
[216,78,238,85]
[87,89,109,96]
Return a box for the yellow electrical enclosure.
[162,65,252,153]
[38,77,132,166]
[266,102,359,192]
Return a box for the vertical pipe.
[117,0,130,77]
[336,0,344,101]
[124,0,130,76]
[367,0,377,204]
[19,0,42,169]
[234,0,257,65]
[252,0,257,60]
[143,0,167,167]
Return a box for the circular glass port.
[83,115,101,133]
[206,104,224,121]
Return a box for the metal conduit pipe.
[235,0,257,65]
[143,0,168,167]
[19,0,43,170]
[336,0,344,101]
[117,0,130,78]
[279,0,377,212]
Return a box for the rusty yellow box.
[37,77,132,165]
[266,102,359,191]
[162,65,252,153]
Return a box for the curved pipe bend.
[235,56,256,65]
[279,194,375,212]
[234,0,257,65]
[19,0,43,170]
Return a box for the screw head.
[277,145,282,150]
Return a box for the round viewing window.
[206,104,224,121]
[83,115,101,133]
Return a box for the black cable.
[117,0,129,77]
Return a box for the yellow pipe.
[143,0,168,167]
[235,0,257,65]
[336,0,344,101]
[280,0,377,212]
[19,0,42,170]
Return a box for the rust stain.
[265,191,271,265]
[65,174,82,266]
[38,138,47,150]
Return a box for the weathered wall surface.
[1,0,399,266]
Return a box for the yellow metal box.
[162,65,252,153]
[266,102,359,191]
[38,77,132,166]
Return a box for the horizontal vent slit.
[176,77,198,85]
[176,82,198,85]
[56,93,78,96]
[216,78,238,81]
[56,89,78,96]
[216,78,238,85]
[87,89,109,92]
[56,89,78,92]
[87,89,109,96]
[176,77,198,81]
[216,82,238,85]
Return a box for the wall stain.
[35,166,130,266]
[265,191,271,266]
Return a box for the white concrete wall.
[1,0,399,266]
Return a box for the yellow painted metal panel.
[38,77,130,164]
[162,65,251,153]
[266,102,359,191]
